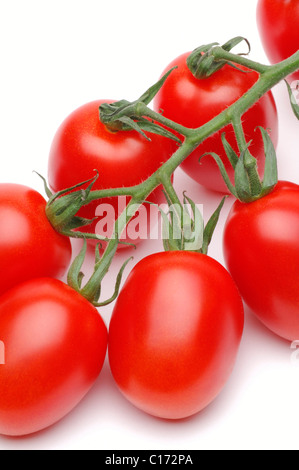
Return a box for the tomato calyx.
[67,239,133,307]
[187,37,251,79]
[43,171,99,233]
[153,191,226,254]
[40,172,132,246]
[99,68,181,144]
[201,127,278,203]
[39,173,134,306]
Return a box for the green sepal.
[136,117,181,143]
[113,116,182,143]
[259,126,278,195]
[41,172,134,245]
[234,146,254,201]
[67,239,133,307]
[199,151,237,198]
[99,67,181,144]
[63,215,99,232]
[45,172,100,233]
[200,127,278,203]
[285,80,299,120]
[34,172,54,199]
[138,67,178,106]
[187,42,219,78]
[201,197,227,255]
[88,243,104,303]
[147,197,183,252]
[147,192,225,255]
[182,192,204,252]
[113,115,151,141]
[93,256,134,307]
[222,36,251,55]
[187,37,251,79]
[67,239,88,292]
[221,133,239,169]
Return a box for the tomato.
[0,277,108,436]
[153,53,278,194]
[48,100,177,247]
[223,181,299,342]
[257,0,299,84]
[0,184,72,296]
[108,251,244,420]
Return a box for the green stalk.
[95,49,299,274]
[80,49,299,209]
[46,41,299,305]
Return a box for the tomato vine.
[45,37,299,306]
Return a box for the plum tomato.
[154,53,278,193]
[224,181,299,342]
[0,277,108,436]
[257,0,299,83]
[108,251,244,420]
[0,183,72,296]
[48,100,177,247]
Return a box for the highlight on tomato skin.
[153,52,278,194]
[0,277,108,437]
[223,181,299,342]
[108,251,244,420]
[47,99,178,248]
[0,183,72,297]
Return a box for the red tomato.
[48,100,177,247]
[0,184,72,296]
[108,251,244,420]
[0,278,108,436]
[154,53,278,193]
[224,181,299,342]
[257,0,299,83]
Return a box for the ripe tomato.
[154,53,278,193]
[0,184,72,296]
[48,100,177,247]
[224,181,299,342]
[0,277,108,436]
[108,251,244,420]
[257,0,299,83]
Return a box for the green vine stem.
[46,38,299,305]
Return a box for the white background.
[1,0,299,451]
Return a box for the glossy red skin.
[0,184,72,296]
[108,251,244,420]
[257,0,299,83]
[154,53,278,193]
[0,278,108,436]
[48,100,177,247]
[224,181,299,341]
